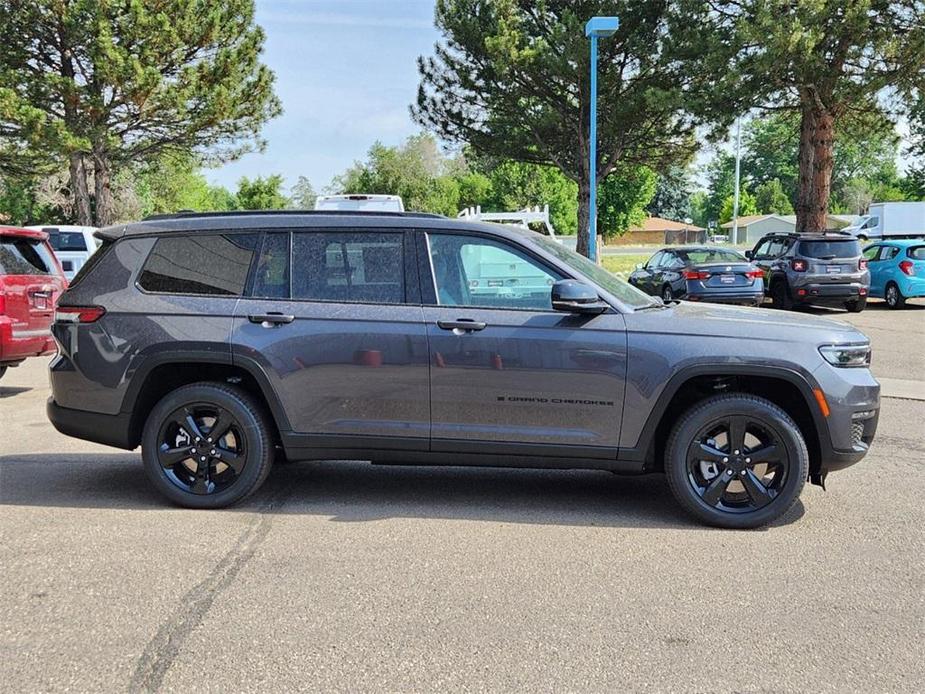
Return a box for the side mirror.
[551,280,609,314]
[744,250,753,260]
[634,263,644,271]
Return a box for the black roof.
[95,209,530,242]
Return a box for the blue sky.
[207,0,440,195]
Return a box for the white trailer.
[842,202,925,241]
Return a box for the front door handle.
[248,312,295,327]
[437,319,487,333]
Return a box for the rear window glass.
[797,240,860,259]
[908,246,925,260]
[678,249,745,264]
[291,232,404,303]
[0,237,56,275]
[45,229,88,251]
[138,234,258,296]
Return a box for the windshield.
[531,235,659,309]
[798,239,860,259]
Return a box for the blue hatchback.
[862,239,925,309]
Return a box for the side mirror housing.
[551,280,609,314]
[744,250,753,260]
[634,262,644,271]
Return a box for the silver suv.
[747,232,870,312]
[46,211,880,528]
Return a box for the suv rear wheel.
[141,383,274,508]
[664,394,808,529]
[845,297,866,313]
[770,280,793,310]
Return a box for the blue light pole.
[584,16,619,263]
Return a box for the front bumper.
[813,363,880,472]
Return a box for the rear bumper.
[793,282,867,303]
[897,275,925,298]
[46,398,136,450]
[0,318,56,364]
[684,290,763,305]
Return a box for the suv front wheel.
[664,394,808,529]
[142,383,274,508]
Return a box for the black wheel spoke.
[740,469,773,507]
[184,410,206,441]
[701,471,733,507]
[191,458,211,494]
[746,443,780,464]
[691,441,726,464]
[207,409,233,442]
[728,416,747,454]
[215,447,245,474]
[159,445,190,467]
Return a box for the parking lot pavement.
[1,304,923,693]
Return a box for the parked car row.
[630,231,924,312]
[0,226,68,380]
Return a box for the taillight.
[0,291,5,316]
[745,269,763,279]
[55,305,106,323]
[791,259,807,272]
[858,259,868,271]
[899,260,914,276]
[683,270,710,280]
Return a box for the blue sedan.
[863,239,925,309]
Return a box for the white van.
[842,202,925,241]
[314,194,404,213]
[25,225,99,281]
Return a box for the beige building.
[611,216,706,246]
[721,214,849,245]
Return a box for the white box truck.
[843,201,925,241]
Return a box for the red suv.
[0,226,67,380]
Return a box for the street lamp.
[585,16,619,263]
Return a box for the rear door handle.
[437,319,487,332]
[248,312,295,327]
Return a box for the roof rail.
[142,209,445,222]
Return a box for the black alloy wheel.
[156,402,247,495]
[142,383,273,508]
[662,285,674,303]
[665,394,807,528]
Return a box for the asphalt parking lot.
[1,300,923,693]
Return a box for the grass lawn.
[601,254,649,278]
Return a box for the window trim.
[419,229,568,313]
[134,231,260,298]
[245,228,415,307]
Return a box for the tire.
[664,393,808,529]
[770,280,793,310]
[845,297,867,313]
[141,382,274,509]
[661,285,674,303]
[885,282,906,309]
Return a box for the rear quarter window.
[908,246,925,260]
[797,240,861,259]
[138,234,258,296]
[0,236,56,275]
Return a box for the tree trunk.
[92,149,114,227]
[576,173,592,258]
[795,103,835,232]
[69,153,93,225]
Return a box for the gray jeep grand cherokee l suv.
[47,211,880,528]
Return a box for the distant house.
[720,214,849,245]
[611,216,706,246]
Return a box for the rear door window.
[138,234,258,295]
[0,236,56,275]
[45,229,88,252]
[797,240,861,259]
[291,231,405,304]
[251,232,290,298]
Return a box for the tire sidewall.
[142,383,272,509]
[665,394,808,529]
[886,283,903,309]
[662,285,673,302]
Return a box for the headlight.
[819,343,871,368]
